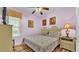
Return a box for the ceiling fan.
[32,7,49,15]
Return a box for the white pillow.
[41,28,49,35]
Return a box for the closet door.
[0,25,12,52]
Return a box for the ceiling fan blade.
[32,10,36,14]
[42,7,49,10]
[40,11,43,15]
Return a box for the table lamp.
[64,23,71,37]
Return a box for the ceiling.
[0,7,76,18]
[8,7,75,15]
[8,7,51,17]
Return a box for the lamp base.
[66,33,69,37]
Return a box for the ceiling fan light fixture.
[32,7,49,15]
[40,11,43,15]
[38,8,42,12]
[35,8,38,12]
[35,7,42,12]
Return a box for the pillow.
[41,28,49,35]
[49,26,60,37]
[49,31,60,37]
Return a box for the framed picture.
[49,16,56,25]
[28,20,34,28]
[42,19,47,26]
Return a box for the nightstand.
[60,36,76,52]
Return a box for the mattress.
[23,35,59,52]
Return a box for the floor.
[14,44,70,52]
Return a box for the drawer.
[60,41,74,51]
[60,40,73,45]
[61,43,74,50]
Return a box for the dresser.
[60,36,76,52]
[0,25,13,52]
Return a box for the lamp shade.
[64,23,71,29]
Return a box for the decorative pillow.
[41,28,49,35]
[53,31,60,37]
[49,26,60,37]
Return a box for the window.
[6,16,20,37]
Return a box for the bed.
[23,26,60,52]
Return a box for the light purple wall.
[0,16,2,24]
[0,8,3,24]
[41,7,76,29]
[21,15,41,36]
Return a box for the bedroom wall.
[0,16,2,24]
[0,7,2,24]
[41,7,76,29]
[21,14,41,36]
